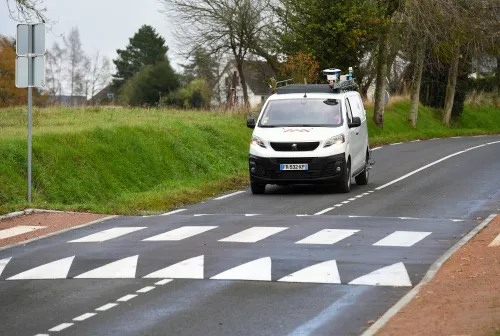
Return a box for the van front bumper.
[249,154,346,185]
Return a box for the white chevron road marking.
[278,260,341,284]
[7,256,75,280]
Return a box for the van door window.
[349,95,363,120]
[345,98,354,123]
[357,96,366,119]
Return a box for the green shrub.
[119,60,180,106]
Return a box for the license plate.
[280,164,308,171]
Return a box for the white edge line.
[376,141,500,191]
[371,147,382,151]
[314,207,335,216]
[0,215,118,251]
[213,191,245,200]
[161,209,186,216]
[361,214,497,336]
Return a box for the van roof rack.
[275,80,356,95]
[273,66,357,95]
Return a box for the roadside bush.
[164,79,211,109]
[119,60,180,106]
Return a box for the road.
[0,135,499,336]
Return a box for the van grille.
[270,142,320,152]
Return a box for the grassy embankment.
[0,99,499,215]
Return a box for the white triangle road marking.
[74,255,138,279]
[0,257,12,277]
[489,233,500,247]
[7,256,75,280]
[278,260,341,284]
[143,255,204,279]
[348,262,412,287]
[211,257,271,281]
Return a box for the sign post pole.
[16,23,45,203]
[27,25,33,203]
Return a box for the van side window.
[345,98,354,123]
[357,96,366,119]
[349,95,363,120]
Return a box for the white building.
[212,60,276,108]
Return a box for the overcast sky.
[0,0,184,72]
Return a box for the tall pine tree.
[112,25,168,91]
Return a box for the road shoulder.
[375,214,500,336]
[0,211,111,248]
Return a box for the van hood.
[254,127,343,142]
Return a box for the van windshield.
[259,98,343,127]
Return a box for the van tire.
[250,182,266,194]
[355,153,370,185]
[337,160,351,193]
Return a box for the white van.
[246,83,372,194]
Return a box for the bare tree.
[64,27,85,98]
[83,51,111,99]
[160,0,274,107]
[6,0,49,22]
[45,49,57,96]
[45,41,66,96]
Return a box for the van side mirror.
[247,116,256,129]
[348,117,361,128]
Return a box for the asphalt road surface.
[1,135,499,336]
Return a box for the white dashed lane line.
[96,303,118,311]
[117,294,137,302]
[73,313,97,321]
[48,323,74,332]
[136,286,155,293]
[38,279,174,335]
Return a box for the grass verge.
[0,99,499,215]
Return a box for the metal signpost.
[15,23,46,202]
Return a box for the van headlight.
[251,136,267,148]
[324,134,345,147]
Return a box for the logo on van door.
[291,144,298,151]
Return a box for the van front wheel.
[337,160,351,193]
[355,152,370,185]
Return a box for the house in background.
[212,60,276,108]
[47,95,87,106]
[89,85,116,105]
